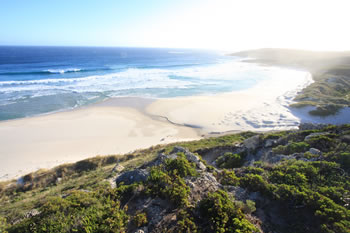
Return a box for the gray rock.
[248,192,262,202]
[25,209,40,218]
[268,154,294,163]
[112,164,125,173]
[106,177,116,188]
[265,139,277,147]
[143,198,169,229]
[309,148,322,156]
[185,151,206,170]
[243,135,261,151]
[134,228,148,233]
[197,161,207,170]
[185,151,201,164]
[305,132,328,141]
[171,146,187,154]
[186,172,221,204]
[56,177,62,184]
[226,186,247,201]
[116,169,149,185]
[171,146,207,170]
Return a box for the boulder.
[171,146,187,154]
[265,139,277,147]
[268,154,294,164]
[186,172,221,204]
[25,209,40,218]
[172,146,206,170]
[112,164,125,173]
[309,148,322,156]
[116,169,149,185]
[243,135,261,151]
[305,132,328,141]
[134,228,147,233]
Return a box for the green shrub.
[216,152,244,168]
[236,200,256,214]
[134,212,148,228]
[175,209,198,233]
[339,152,350,170]
[306,135,336,151]
[240,174,270,193]
[0,216,8,233]
[8,188,129,233]
[272,142,310,155]
[165,153,197,177]
[216,170,240,186]
[147,166,190,207]
[199,190,257,233]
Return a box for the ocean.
[0,46,294,121]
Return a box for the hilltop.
[1,123,349,232]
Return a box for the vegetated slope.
[232,48,350,116]
[0,124,350,233]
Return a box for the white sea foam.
[44,68,82,74]
[0,61,306,101]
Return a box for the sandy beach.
[0,100,200,181]
[146,70,314,133]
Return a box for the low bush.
[199,190,257,233]
[216,170,240,186]
[272,142,310,155]
[165,152,198,177]
[8,188,129,233]
[216,152,244,168]
[133,212,148,228]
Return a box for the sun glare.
[137,0,350,51]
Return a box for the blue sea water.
[0,46,277,121]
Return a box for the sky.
[1,0,350,51]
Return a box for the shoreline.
[0,100,201,181]
[146,70,314,133]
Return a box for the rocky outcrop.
[305,132,329,141]
[243,135,261,151]
[116,169,149,185]
[186,172,221,204]
[171,146,206,170]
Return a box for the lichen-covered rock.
[171,146,207,170]
[305,132,328,141]
[186,172,221,204]
[243,135,261,151]
[265,139,277,147]
[309,148,322,156]
[116,169,149,185]
[112,164,125,173]
[268,154,294,163]
[171,146,187,154]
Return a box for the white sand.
[0,103,200,181]
[147,69,314,133]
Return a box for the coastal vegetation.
[233,48,350,116]
[0,124,349,232]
